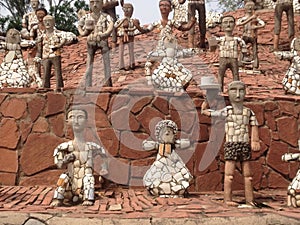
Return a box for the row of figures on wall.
[49,79,300,208]
[1,0,300,95]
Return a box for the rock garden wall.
[0,87,299,192]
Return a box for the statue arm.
[175,139,190,149]
[77,17,93,37]
[251,125,260,151]
[143,140,158,151]
[178,17,196,31]
[99,16,114,39]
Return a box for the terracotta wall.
[0,87,299,192]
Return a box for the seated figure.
[51,107,108,207]
[143,120,193,198]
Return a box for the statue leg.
[230,58,240,81]
[273,4,283,50]
[85,44,97,87]
[252,38,259,69]
[82,174,95,206]
[42,59,51,88]
[197,3,206,49]
[188,3,196,48]
[242,161,254,204]
[218,58,226,92]
[287,5,295,41]
[224,160,237,206]
[51,173,70,207]
[53,56,64,90]
[101,41,112,87]
[119,39,125,70]
[129,37,135,69]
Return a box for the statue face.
[159,0,172,16]
[123,4,133,18]
[228,82,245,103]
[30,0,39,10]
[90,0,103,13]
[36,10,47,22]
[43,16,54,29]
[294,38,300,51]
[7,29,21,44]
[67,109,87,132]
[221,16,235,33]
[245,2,255,14]
[159,126,175,144]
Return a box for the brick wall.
[0,87,299,192]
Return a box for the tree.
[208,0,244,12]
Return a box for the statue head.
[159,0,172,16]
[228,81,246,104]
[67,107,88,133]
[245,1,255,14]
[155,120,178,144]
[36,8,47,22]
[6,28,21,44]
[221,15,235,33]
[90,0,103,14]
[292,38,300,51]
[43,15,55,29]
[123,3,134,18]
[30,0,40,11]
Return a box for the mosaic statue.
[282,152,300,207]
[201,81,260,207]
[209,15,247,92]
[35,15,66,91]
[146,0,196,51]
[179,0,206,48]
[145,33,196,92]
[274,37,300,95]
[51,108,108,207]
[236,1,265,69]
[0,29,34,88]
[21,0,40,39]
[78,0,114,87]
[115,2,147,70]
[143,120,193,198]
[273,0,296,51]
[172,0,188,23]
[103,0,124,48]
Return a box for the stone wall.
[0,87,299,192]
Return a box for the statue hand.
[99,169,108,176]
[251,141,260,152]
[63,153,76,163]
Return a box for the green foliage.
[208,0,244,12]
[50,0,89,35]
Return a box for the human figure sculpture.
[51,108,108,207]
[172,0,188,23]
[209,15,247,92]
[145,33,196,92]
[143,120,193,197]
[236,1,265,69]
[282,152,300,207]
[35,15,66,90]
[179,0,206,48]
[0,29,34,88]
[21,0,40,39]
[273,0,299,51]
[78,0,114,87]
[146,0,196,51]
[114,3,147,70]
[274,37,300,95]
[201,81,260,207]
[103,0,124,48]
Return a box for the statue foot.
[82,200,94,206]
[224,201,239,207]
[50,199,63,207]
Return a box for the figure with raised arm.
[201,81,260,207]
[51,107,108,207]
[21,0,40,39]
[236,1,265,69]
[78,0,114,87]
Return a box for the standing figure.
[201,81,260,207]
[143,120,193,198]
[209,15,246,92]
[274,37,300,95]
[103,0,124,48]
[146,0,195,51]
[78,0,114,87]
[114,3,147,70]
[273,0,298,51]
[236,1,265,69]
[179,0,206,48]
[145,33,196,92]
[21,0,40,39]
[282,152,300,207]
[0,29,34,88]
[51,108,108,207]
[36,15,66,90]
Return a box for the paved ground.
[0,186,300,224]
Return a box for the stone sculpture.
[21,0,40,39]
[179,0,206,48]
[145,33,196,92]
[0,29,34,88]
[274,37,300,95]
[209,15,247,92]
[35,15,67,91]
[201,81,260,207]
[78,0,114,87]
[51,108,108,207]
[236,1,265,69]
[282,152,300,207]
[273,0,297,51]
[172,0,188,23]
[143,120,193,198]
[115,2,147,70]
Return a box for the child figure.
[201,81,260,207]
[143,120,193,198]
[145,33,196,92]
[51,108,108,207]
[114,3,147,70]
[21,0,40,39]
